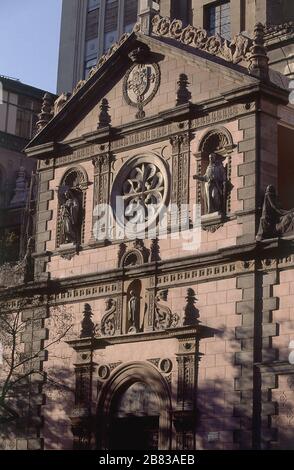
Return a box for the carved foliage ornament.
[123,62,161,119]
[154,289,179,331]
[151,15,252,66]
[97,298,117,337]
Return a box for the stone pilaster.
[91,152,112,244]
[234,271,257,449]
[259,265,279,449]
[237,113,258,245]
[34,168,54,281]
[170,132,190,231]
[70,342,96,450]
[174,337,198,450]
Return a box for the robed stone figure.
[128,290,140,333]
[256,185,294,240]
[194,153,231,215]
[60,188,81,245]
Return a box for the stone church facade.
[2,9,294,451]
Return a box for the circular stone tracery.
[112,156,169,233]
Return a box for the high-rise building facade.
[57,0,294,94]
[0,77,45,265]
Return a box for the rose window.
[112,156,169,233]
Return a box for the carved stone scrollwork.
[154,289,179,330]
[151,15,252,66]
[98,298,117,337]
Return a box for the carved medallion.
[97,365,110,380]
[123,63,160,119]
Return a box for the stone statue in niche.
[59,187,82,245]
[256,185,294,241]
[194,153,232,215]
[128,290,140,333]
[154,290,179,331]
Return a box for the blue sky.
[0,0,62,93]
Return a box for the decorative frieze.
[50,282,122,305]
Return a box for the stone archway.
[96,362,172,450]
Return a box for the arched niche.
[194,127,235,215]
[125,279,142,334]
[56,166,89,248]
[96,362,172,450]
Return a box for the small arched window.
[56,166,88,248]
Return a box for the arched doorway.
[96,362,172,450]
[110,382,160,450]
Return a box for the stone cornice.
[67,324,214,351]
[29,80,289,165]
[2,237,294,303]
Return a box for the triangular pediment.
[26,16,279,153]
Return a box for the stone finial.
[10,166,27,207]
[54,92,71,116]
[183,288,199,326]
[176,73,191,106]
[248,23,269,81]
[137,0,160,35]
[36,93,54,132]
[150,238,160,262]
[80,304,95,338]
[98,98,111,128]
